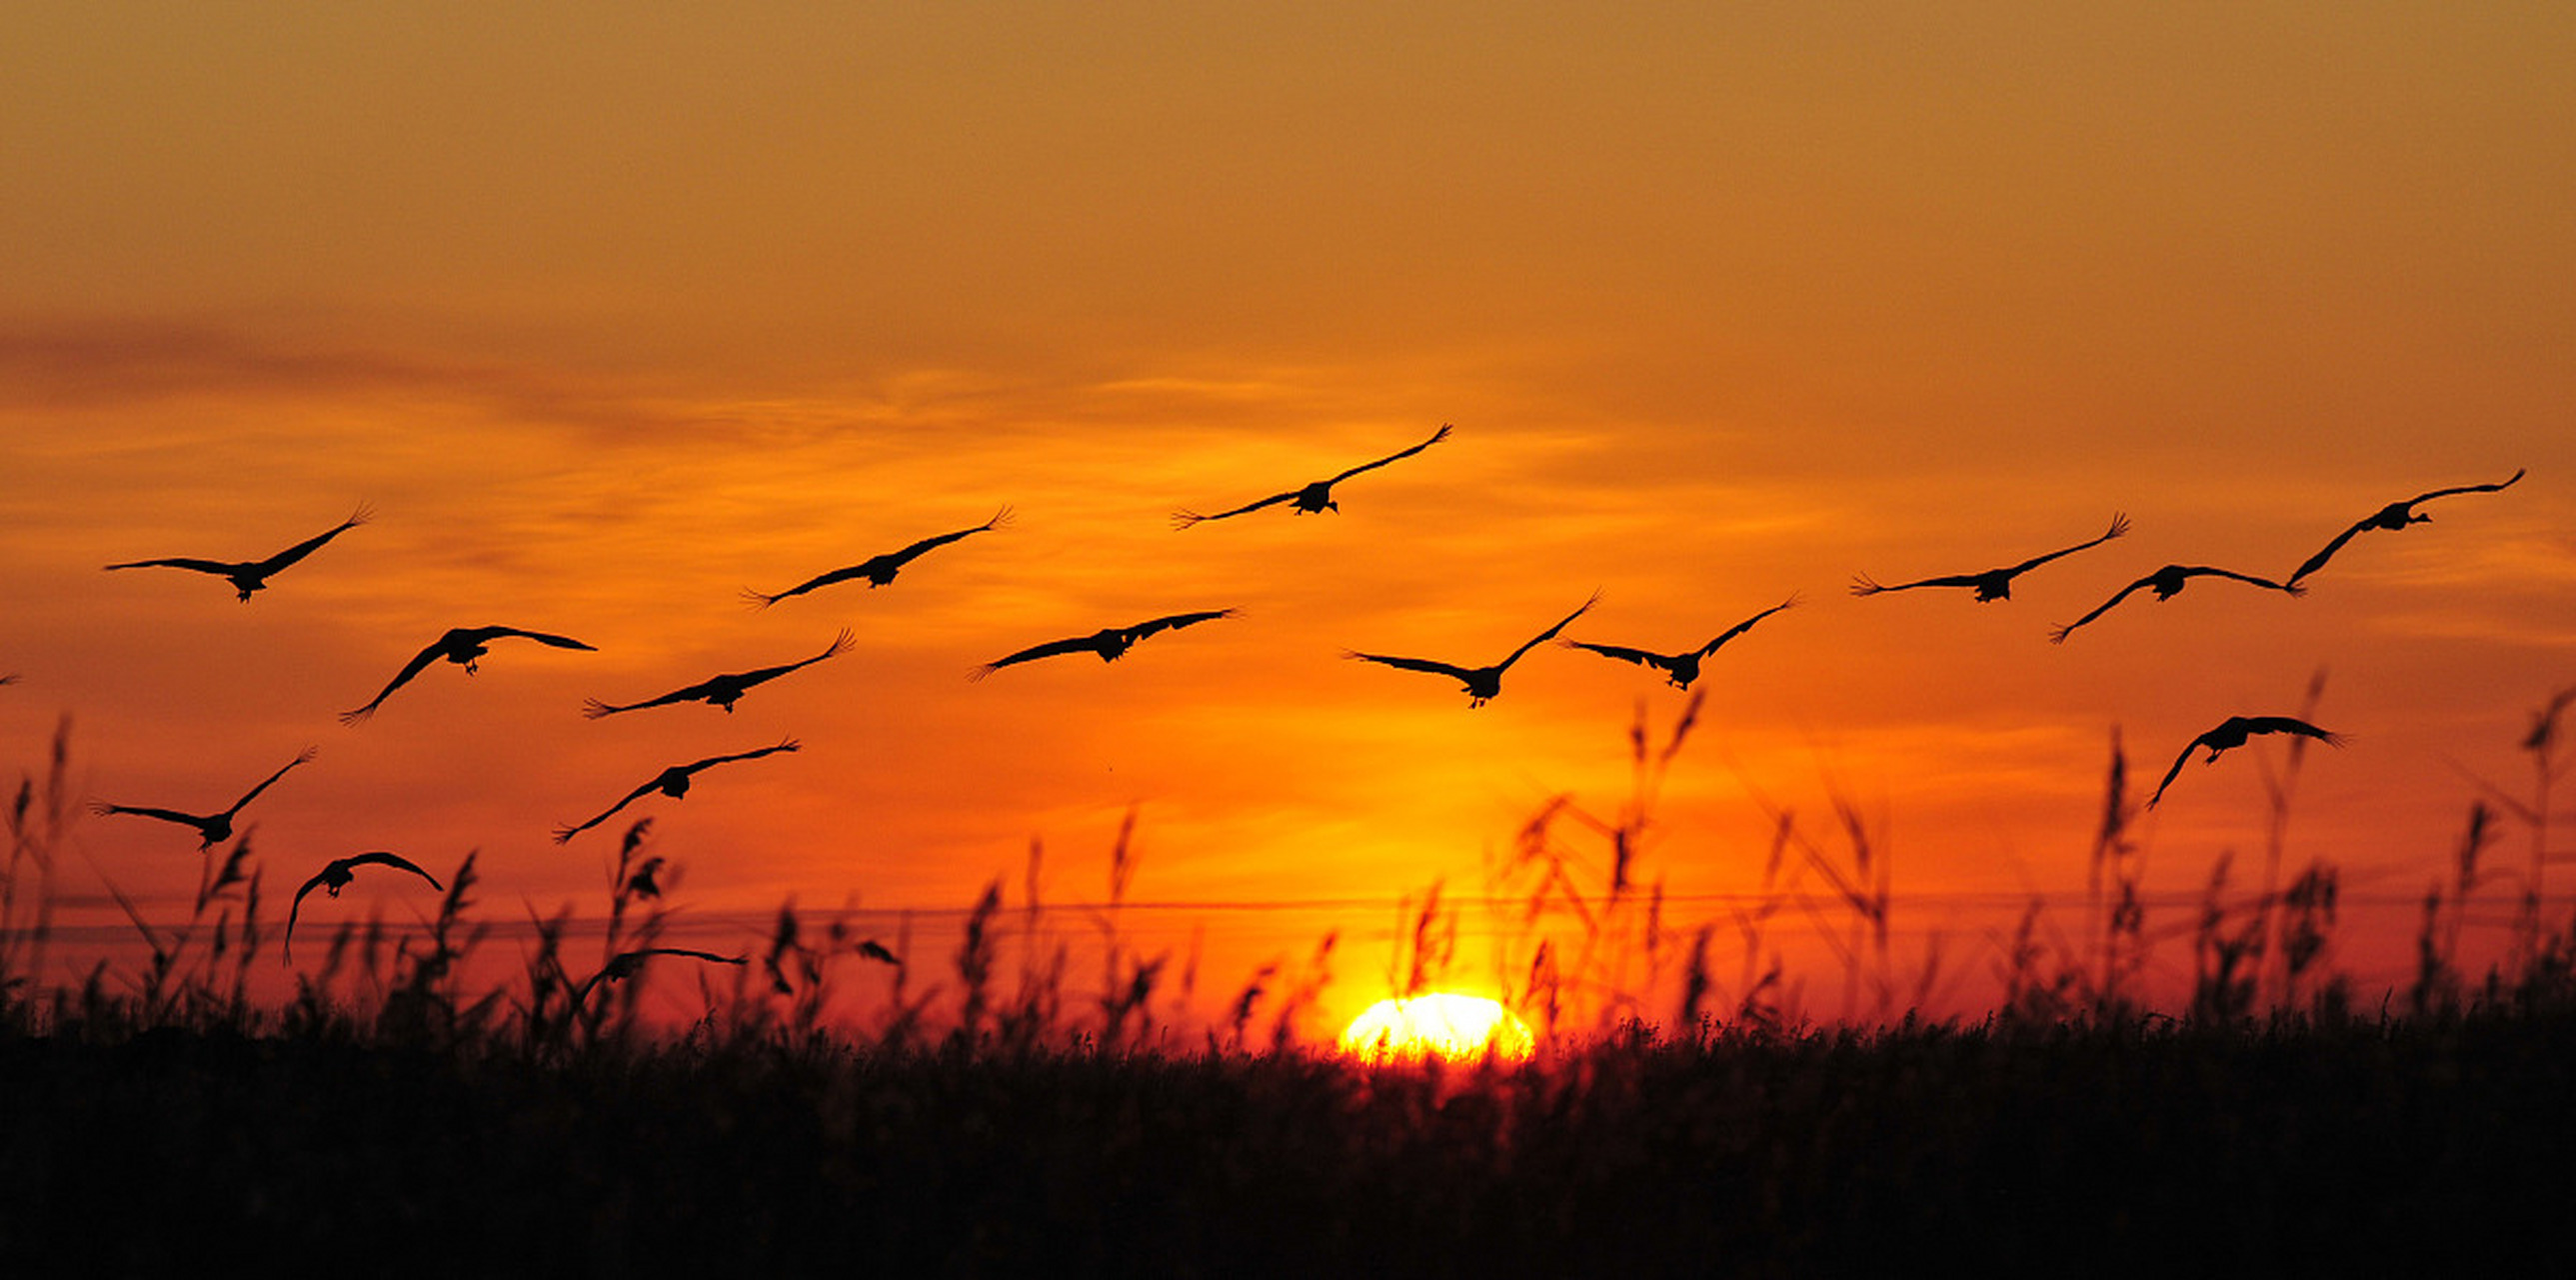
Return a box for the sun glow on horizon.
[1338,993,1536,1062]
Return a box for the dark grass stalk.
[381,851,490,1049]
[952,879,1001,1046]
[2513,686,2574,969]
[1,718,73,1030]
[2249,668,2330,1007]
[1491,694,1706,1034]
[2090,726,2147,1018]
[1268,929,1335,1051]
[17,683,2576,1067]
[2190,853,2267,1025]
[1090,808,1174,1052]
[1009,836,1067,1044]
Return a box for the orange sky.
[4,4,2572,1033]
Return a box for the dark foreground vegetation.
[6,1005,2576,1276]
[8,688,2576,1276]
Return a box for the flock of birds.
[26,425,2532,995]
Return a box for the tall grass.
[10,697,2576,1272]
[11,681,2576,1050]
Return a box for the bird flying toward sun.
[1851,513,2130,602]
[743,507,1013,607]
[1561,594,1797,690]
[341,625,598,724]
[2286,468,2525,588]
[1347,592,1597,707]
[971,609,1239,680]
[554,739,803,843]
[103,504,371,602]
[284,850,444,960]
[2149,715,2344,807]
[89,747,317,850]
[2049,566,2302,644]
[1172,424,1451,527]
[583,630,852,718]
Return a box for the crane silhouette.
[341,625,597,724]
[1173,425,1451,527]
[89,747,317,850]
[971,609,1238,679]
[2049,566,2302,644]
[572,948,747,1011]
[1852,513,2130,602]
[1346,592,1597,707]
[103,505,371,601]
[743,507,1013,607]
[2287,468,2525,587]
[583,631,851,718]
[284,850,443,960]
[2149,715,2344,807]
[554,739,803,843]
[1561,594,1797,690]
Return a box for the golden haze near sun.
[1,4,2571,1034]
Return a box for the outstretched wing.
[249,504,371,577]
[971,635,1101,680]
[284,872,332,960]
[2000,512,2132,576]
[2184,566,2300,595]
[582,686,706,719]
[580,948,745,1002]
[2146,737,2200,807]
[2287,522,2371,586]
[343,850,444,890]
[1695,594,1799,657]
[471,626,598,652]
[741,628,855,684]
[888,506,1014,565]
[2240,715,2344,747]
[1172,490,1298,528]
[680,739,803,775]
[221,747,318,817]
[2408,467,2525,506]
[89,802,211,828]
[1326,423,1453,485]
[101,556,238,576]
[340,639,449,724]
[1562,639,1670,671]
[1126,609,1239,641]
[1344,651,1476,682]
[635,947,743,966]
[554,782,657,843]
[742,564,872,608]
[1848,570,1987,596]
[2049,577,2156,644]
[1497,592,1600,671]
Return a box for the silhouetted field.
[8,693,2576,1275]
[6,1004,2576,1275]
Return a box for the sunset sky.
[5,4,2571,1031]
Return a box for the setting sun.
[1339,994,1536,1062]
